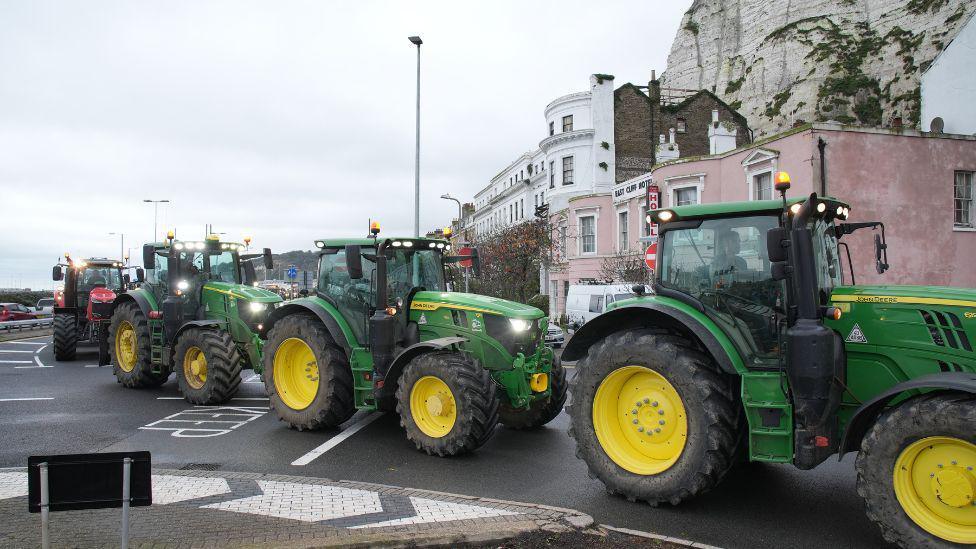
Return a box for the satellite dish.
[930,117,944,133]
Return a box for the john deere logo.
[846,323,868,344]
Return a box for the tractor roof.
[314,237,451,249]
[650,196,850,220]
[146,240,246,251]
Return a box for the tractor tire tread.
[108,302,167,388]
[175,329,244,405]
[52,313,78,361]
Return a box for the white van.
[565,284,637,327]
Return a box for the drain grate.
[180,463,222,471]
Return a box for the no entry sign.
[644,242,657,271]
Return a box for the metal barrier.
[0,318,53,333]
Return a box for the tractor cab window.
[79,267,121,291]
[659,215,783,361]
[811,219,842,299]
[318,248,375,343]
[386,249,445,300]
[148,251,169,287]
[208,251,240,283]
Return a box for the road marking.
[243,373,262,384]
[2,341,46,346]
[0,350,34,353]
[291,412,383,466]
[35,344,48,353]
[85,364,101,368]
[15,356,52,369]
[157,396,268,401]
[0,397,54,402]
[2,360,34,364]
[140,406,267,437]
[601,524,728,549]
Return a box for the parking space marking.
[14,356,51,369]
[244,373,262,383]
[291,412,383,466]
[140,406,268,437]
[0,349,35,353]
[0,360,33,364]
[2,341,46,345]
[0,397,54,401]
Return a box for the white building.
[921,11,976,134]
[470,75,617,238]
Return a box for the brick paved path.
[0,468,591,548]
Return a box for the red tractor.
[52,256,142,362]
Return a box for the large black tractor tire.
[499,355,568,430]
[52,313,78,361]
[263,314,355,430]
[174,328,243,405]
[568,329,743,506]
[396,351,500,456]
[108,302,168,388]
[856,392,976,548]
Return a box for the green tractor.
[564,173,975,548]
[261,227,565,456]
[106,234,283,404]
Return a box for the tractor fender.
[112,291,154,318]
[265,302,352,356]
[839,372,976,456]
[377,336,468,400]
[172,320,225,345]
[561,303,742,375]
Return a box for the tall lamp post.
[440,193,468,292]
[408,35,422,237]
[108,232,124,263]
[143,199,170,241]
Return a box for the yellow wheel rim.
[893,436,976,544]
[410,376,456,438]
[273,338,319,411]
[181,346,208,390]
[115,320,137,373]
[592,365,688,475]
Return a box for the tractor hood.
[830,285,976,308]
[410,291,544,320]
[203,281,283,303]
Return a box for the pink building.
[651,123,976,287]
[549,123,976,317]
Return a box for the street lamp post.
[440,193,468,292]
[409,35,422,237]
[143,199,170,241]
[108,232,124,263]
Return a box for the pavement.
[0,334,894,548]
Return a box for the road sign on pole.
[287,266,297,280]
[644,242,657,271]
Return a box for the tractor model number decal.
[965,312,976,319]
[846,323,868,344]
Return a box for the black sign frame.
[28,452,152,513]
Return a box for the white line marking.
[2,341,46,346]
[232,397,269,401]
[0,350,34,353]
[2,360,34,364]
[291,412,383,466]
[601,524,728,549]
[157,397,185,400]
[34,356,49,368]
[243,373,261,383]
[84,364,100,368]
[35,344,48,353]
[0,397,54,402]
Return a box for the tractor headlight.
[249,302,267,313]
[176,280,189,291]
[509,318,531,332]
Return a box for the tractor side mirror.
[874,234,889,274]
[143,244,156,270]
[52,265,63,281]
[123,273,131,285]
[135,268,145,283]
[345,245,364,280]
[299,289,309,297]
[242,260,257,284]
[766,227,789,262]
[263,248,274,270]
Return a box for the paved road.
[0,336,892,548]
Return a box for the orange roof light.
[166,230,175,241]
[443,227,453,237]
[243,235,252,246]
[774,171,791,192]
[370,221,381,235]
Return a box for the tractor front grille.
[919,310,973,352]
[484,314,540,357]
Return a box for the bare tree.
[599,251,649,285]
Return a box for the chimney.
[708,112,737,155]
[650,69,656,81]
[669,127,676,145]
[657,128,680,162]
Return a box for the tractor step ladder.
[349,348,377,410]
[740,371,794,463]
[149,321,164,366]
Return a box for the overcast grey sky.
[0,1,687,289]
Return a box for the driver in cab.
[711,230,747,287]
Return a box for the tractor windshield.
[811,219,843,298]
[658,215,783,361]
[79,267,122,291]
[387,249,445,294]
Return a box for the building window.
[956,171,974,228]
[753,172,773,200]
[676,118,687,133]
[562,156,574,185]
[618,210,629,252]
[549,121,555,136]
[549,161,555,188]
[520,169,524,180]
[580,215,596,254]
[562,115,573,132]
[674,186,699,206]
[559,226,567,257]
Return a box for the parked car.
[34,298,55,317]
[0,303,38,322]
[545,323,565,348]
[565,284,638,328]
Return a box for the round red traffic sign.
[459,247,474,269]
[644,242,657,270]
